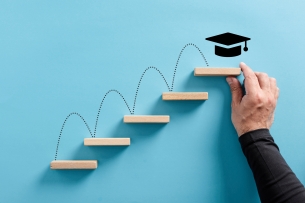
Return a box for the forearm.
[239,129,305,203]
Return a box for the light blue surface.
[1,1,305,202]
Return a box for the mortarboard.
[206,32,250,57]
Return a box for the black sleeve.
[239,129,305,203]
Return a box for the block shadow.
[151,96,205,116]
[108,118,167,146]
[39,164,95,185]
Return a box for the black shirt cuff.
[238,129,274,151]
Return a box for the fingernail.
[226,77,233,84]
[240,62,246,66]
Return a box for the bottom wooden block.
[84,138,130,146]
[50,160,98,169]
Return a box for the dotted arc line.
[170,43,209,91]
[93,89,132,137]
[55,112,92,160]
[54,43,209,160]
[132,66,170,114]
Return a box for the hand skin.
[226,62,280,137]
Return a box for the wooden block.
[50,160,97,170]
[84,138,130,146]
[194,68,241,76]
[124,115,170,123]
[162,92,208,100]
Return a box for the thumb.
[226,76,243,106]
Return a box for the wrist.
[238,127,270,137]
[235,122,269,137]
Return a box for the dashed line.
[55,112,92,160]
[171,43,209,91]
[132,66,170,114]
[93,89,132,137]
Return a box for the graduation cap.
[206,32,250,57]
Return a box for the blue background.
[1,0,305,202]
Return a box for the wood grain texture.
[50,160,98,169]
[194,68,241,76]
[84,138,130,146]
[162,92,208,100]
[124,115,170,123]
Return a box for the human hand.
[226,62,279,137]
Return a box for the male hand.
[226,62,280,137]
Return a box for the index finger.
[240,62,260,95]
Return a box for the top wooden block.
[194,68,241,76]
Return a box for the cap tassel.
[244,41,248,52]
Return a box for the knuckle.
[261,73,268,78]
[255,72,266,76]
[256,72,268,78]
[258,73,269,79]
[256,93,264,103]
[267,97,275,106]
[253,92,273,107]
[270,77,276,82]
[249,93,262,105]
[270,77,277,86]
[230,85,239,92]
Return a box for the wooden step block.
[124,115,170,123]
[50,160,97,170]
[84,138,130,146]
[194,68,241,76]
[162,92,208,100]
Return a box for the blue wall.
[1,1,305,202]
